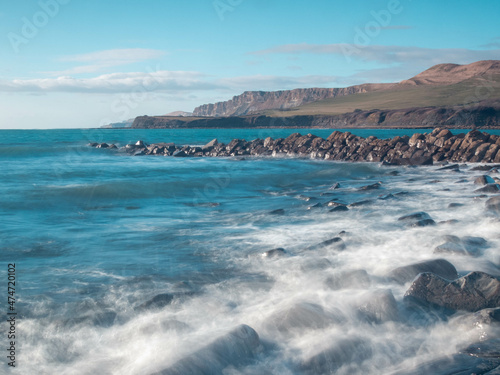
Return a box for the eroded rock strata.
[91,128,500,165]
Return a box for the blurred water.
[1,128,499,374]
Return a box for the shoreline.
[91,127,500,166]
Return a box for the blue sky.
[0,0,499,129]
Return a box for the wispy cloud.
[250,43,500,65]
[0,71,220,93]
[46,48,166,76]
[0,71,340,94]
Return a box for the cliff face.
[133,101,500,129]
[192,84,391,117]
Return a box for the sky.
[0,0,499,129]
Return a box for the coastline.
[91,127,500,166]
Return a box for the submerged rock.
[357,289,399,324]
[269,208,285,215]
[136,292,194,311]
[261,248,286,258]
[306,237,346,251]
[299,337,373,374]
[404,271,500,312]
[486,196,500,213]
[325,269,371,290]
[388,258,458,284]
[153,324,261,375]
[475,184,500,194]
[266,302,344,334]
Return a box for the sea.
[1,128,500,374]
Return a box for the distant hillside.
[192,84,392,116]
[101,119,134,128]
[193,60,500,118]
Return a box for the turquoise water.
[1,128,499,374]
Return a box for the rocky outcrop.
[133,101,500,129]
[192,85,389,117]
[91,128,500,165]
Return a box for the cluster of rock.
[90,128,500,165]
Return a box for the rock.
[390,156,433,166]
[388,258,458,284]
[411,219,436,227]
[135,292,193,311]
[269,208,285,215]
[404,271,500,312]
[172,150,188,157]
[348,199,374,207]
[261,248,286,258]
[306,237,346,251]
[357,289,399,324]
[153,325,261,375]
[327,200,346,207]
[462,339,500,359]
[95,142,109,149]
[475,175,495,185]
[486,196,500,213]
[266,302,344,334]
[448,203,464,208]
[325,269,371,290]
[330,206,349,212]
[438,164,460,171]
[475,184,500,193]
[135,140,147,147]
[359,182,381,190]
[307,203,323,210]
[395,353,500,375]
[398,212,432,222]
[202,138,218,150]
[434,241,469,256]
[299,337,372,374]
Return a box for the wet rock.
[454,308,500,328]
[306,237,346,251]
[390,156,433,166]
[486,196,500,213]
[136,292,193,311]
[135,140,147,148]
[357,289,399,324]
[411,218,436,227]
[307,202,323,210]
[462,339,500,359]
[269,208,285,215]
[359,182,382,191]
[267,302,344,334]
[438,164,460,171]
[299,337,372,375]
[388,258,458,284]
[475,175,496,185]
[261,248,286,258]
[448,203,464,208]
[404,271,500,312]
[325,269,371,290]
[348,199,374,207]
[330,205,349,212]
[475,184,500,194]
[396,353,500,375]
[172,150,188,157]
[434,242,470,256]
[327,200,346,207]
[154,324,261,375]
[398,212,431,222]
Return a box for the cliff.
[132,100,500,129]
[192,84,392,117]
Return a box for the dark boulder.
[357,289,399,324]
[269,208,285,215]
[398,212,432,222]
[404,271,500,312]
[475,175,495,185]
[388,258,458,284]
[359,182,382,191]
[261,248,286,258]
[475,184,500,193]
[438,163,460,171]
[330,205,349,212]
[153,325,261,375]
[172,150,188,157]
[299,337,372,374]
[486,196,500,213]
[306,237,346,251]
[325,269,371,290]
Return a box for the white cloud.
[46,48,166,76]
[250,44,500,65]
[0,71,221,93]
